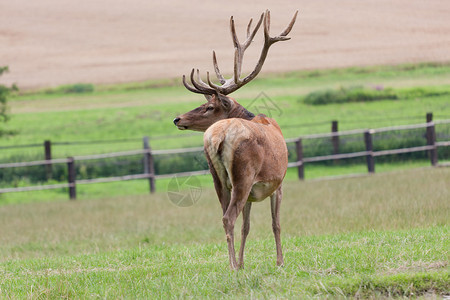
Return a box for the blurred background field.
[0,0,449,297]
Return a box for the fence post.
[67,157,76,200]
[44,140,52,180]
[143,136,156,193]
[331,120,339,163]
[295,138,304,180]
[426,112,438,166]
[364,130,375,173]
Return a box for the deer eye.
[206,106,214,111]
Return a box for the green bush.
[303,86,398,105]
[303,85,450,105]
[396,86,450,99]
[0,66,18,136]
[45,83,94,95]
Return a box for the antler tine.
[230,16,240,49]
[243,13,264,50]
[212,51,226,84]
[265,9,271,36]
[233,47,241,85]
[246,18,252,38]
[263,10,271,43]
[196,68,211,88]
[237,10,298,88]
[182,74,205,94]
[267,10,298,43]
[189,69,204,92]
[188,68,216,95]
[229,16,243,82]
[206,71,223,91]
[229,13,264,86]
[280,10,298,37]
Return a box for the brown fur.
[174,95,288,270]
[174,94,254,131]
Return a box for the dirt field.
[1,0,450,90]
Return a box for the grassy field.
[0,63,449,297]
[3,62,450,156]
[1,63,449,204]
[0,168,449,298]
[1,228,448,298]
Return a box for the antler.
[183,10,298,95]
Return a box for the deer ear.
[204,94,213,102]
[217,94,233,111]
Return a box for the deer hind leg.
[238,201,252,269]
[223,183,253,270]
[270,185,284,266]
[205,150,231,215]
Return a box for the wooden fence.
[1,113,449,200]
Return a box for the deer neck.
[227,103,255,120]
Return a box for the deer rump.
[204,115,288,202]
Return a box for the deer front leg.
[238,201,252,269]
[270,185,284,266]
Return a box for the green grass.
[0,168,449,298]
[1,228,448,298]
[3,62,450,154]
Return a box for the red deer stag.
[173,10,297,270]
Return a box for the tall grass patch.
[303,85,450,105]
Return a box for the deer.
[173,10,298,270]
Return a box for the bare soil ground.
[1,0,450,90]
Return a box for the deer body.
[204,116,287,202]
[174,10,297,270]
[204,116,288,269]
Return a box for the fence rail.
[1,113,449,199]
[0,158,70,169]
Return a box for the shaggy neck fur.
[228,103,255,120]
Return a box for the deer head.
[173,10,298,132]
